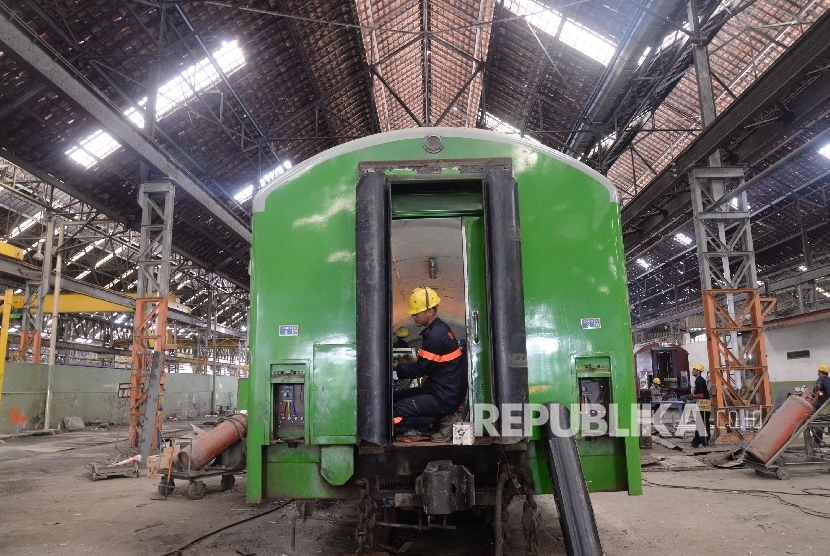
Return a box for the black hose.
[160,498,295,556]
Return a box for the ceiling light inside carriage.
[428,257,438,280]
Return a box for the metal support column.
[31,219,55,363]
[690,167,775,442]
[129,181,176,459]
[0,289,13,407]
[687,0,774,442]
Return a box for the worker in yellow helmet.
[392,286,466,439]
[812,364,830,444]
[393,327,410,349]
[690,363,710,448]
[649,377,663,412]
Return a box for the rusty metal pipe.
[177,413,247,471]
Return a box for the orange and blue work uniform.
[393,317,466,430]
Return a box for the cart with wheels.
[745,412,830,479]
[156,416,247,499]
[157,466,239,500]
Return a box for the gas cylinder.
[177,413,248,471]
[746,393,813,463]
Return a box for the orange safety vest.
[417,346,462,363]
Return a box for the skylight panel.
[259,160,293,187]
[484,113,544,147]
[674,233,693,245]
[66,130,121,168]
[504,0,562,34]
[67,41,246,169]
[234,184,254,203]
[105,267,135,289]
[636,258,651,269]
[637,47,651,67]
[9,211,43,238]
[504,0,617,66]
[559,19,616,66]
[820,143,830,159]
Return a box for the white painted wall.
[681,315,830,384]
[765,318,830,382]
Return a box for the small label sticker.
[581,318,601,330]
[279,325,299,336]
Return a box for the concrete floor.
[1,424,830,555]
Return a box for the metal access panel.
[311,344,357,444]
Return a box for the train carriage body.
[247,128,641,532]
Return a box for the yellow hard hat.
[396,327,409,338]
[653,378,661,385]
[406,286,440,315]
[693,363,705,372]
[818,364,829,373]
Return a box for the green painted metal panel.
[237,378,248,412]
[264,462,355,499]
[311,344,357,442]
[320,445,354,485]
[266,443,320,463]
[463,216,492,408]
[392,192,483,215]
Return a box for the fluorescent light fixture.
[819,143,830,158]
[636,258,651,269]
[67,41,246,169]
[504,0,616,65]
[799,265,808,271]
[483,113,544,147]
[674,233,693,245]
[75,270,91,280]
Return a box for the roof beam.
[0,148,250,292]
[621,9,830,246]
[0,8,252,244]
[0,254,241,335]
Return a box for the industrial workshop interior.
[2,0,830,555]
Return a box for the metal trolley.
[745,413,830,480]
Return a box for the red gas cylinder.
[177,413,248,471]
[746,394,813,463]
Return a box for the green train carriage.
[247,128,641,552]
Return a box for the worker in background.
[392,286,466,436]
[811,364,830,444]
[690,362,710,448]
[650,377,663,413]
[393,327,410,349]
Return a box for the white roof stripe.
[253,128,618,212]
